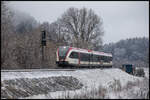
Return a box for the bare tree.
[1,1,18,69]
[57,7,104,50]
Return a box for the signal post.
[41,30,46,68]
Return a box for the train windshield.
[58,46,69,58]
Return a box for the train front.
[56,46,70,67]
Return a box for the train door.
[78,52,80,67]
[89,53,93,67]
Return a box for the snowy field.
[143,67,149,78]
[1,68,149,99]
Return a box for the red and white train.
[56,46,113,68]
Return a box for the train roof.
[61,46,112,57]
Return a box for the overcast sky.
[8,1,149,44]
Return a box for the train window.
[105,56,109,62]
[98,56,101,61]
[86,54,90,61]
[110,57,113,61]
[100,56,106,62]
[92,54,99,62]
[96,55,99,62]
[106,57,109,62]
[80,53,85,61]
[92,55,95,62]
[108,57,113,62]
[58,46,69,57]
[80,53,90,61]
[69,52,78,59]
[101,56,112,62]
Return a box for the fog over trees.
[1,2,149,69]
[102,37,149,67]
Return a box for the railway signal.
[41,30,46,46]
[41,30,46,68]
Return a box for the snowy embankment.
[143,67,149,78]
[1,68,149,99]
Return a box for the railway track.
[1,69,76,72]
[1,67,104,72]
[1,66,111,72]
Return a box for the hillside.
[102,37,149,67]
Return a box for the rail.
[1,69,76,72]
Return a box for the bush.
[135,68,145,77]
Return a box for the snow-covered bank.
[1,76,83,99]
[143,67,149,78]
[1,71,72,81]
[1,68,149,99]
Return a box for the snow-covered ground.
[1,68,149,99]
[143,67,149,78]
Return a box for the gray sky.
[8,1,149,44]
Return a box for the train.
[56,46,113,68]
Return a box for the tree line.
[102,37,149,67]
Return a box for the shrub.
[135,68,145,77]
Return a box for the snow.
[102,68,142,87]
[1,71,72,81]
[143,68,149,78]
[1,68,148,99]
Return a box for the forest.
[1,2,149,69]
[102,37,149,67]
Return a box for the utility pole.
[41,30,46,68]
